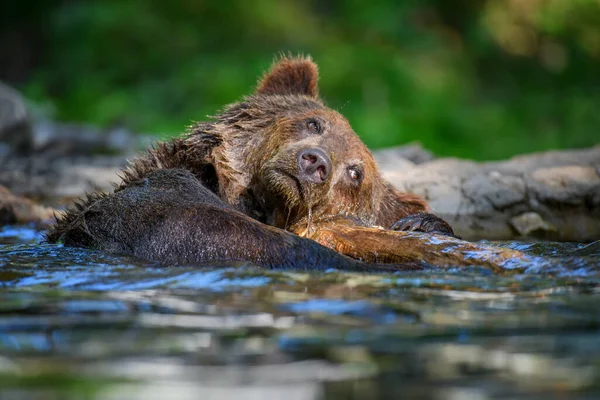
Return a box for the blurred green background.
[1,0,599,159]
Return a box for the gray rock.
[0,153,127,205]
[0,82,148,203]
[372,142,434,166]
[0,81,33,153]
[526,165,600,206]
[379,145,600,241]
[510,212,557,237]
[0,185,56,226]
[32,120,138,156]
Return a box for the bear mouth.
[258,167,333,229]
[261,162,329,211]
[272,168,305,201]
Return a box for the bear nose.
[297,148,332,184]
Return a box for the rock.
[485,147,600,173]
[0,82,147,202]
[527,166,600,206]
[379,145,600,241]
[31,120,138,156]
[0,81,33,155]
[373,142,434,166]
[510,212,557,237]
[0,185,56,227]
[0,154,126,204]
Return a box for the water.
[0,225,599,399]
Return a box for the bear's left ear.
[256,55,319,98]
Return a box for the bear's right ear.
[256,56,319,98]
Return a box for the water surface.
[0,225,599,399]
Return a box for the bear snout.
[297,148,332,184]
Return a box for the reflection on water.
[0,225,599,399]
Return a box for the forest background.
[2,0,599,160]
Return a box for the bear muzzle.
[297,148,332,184]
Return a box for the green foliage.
[13,0,600,159]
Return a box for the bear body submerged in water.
[47,56,457,271]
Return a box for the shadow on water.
[0,225,599,399]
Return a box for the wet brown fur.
[47,55,434,265]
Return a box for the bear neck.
[208,125,270,220]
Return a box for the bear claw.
[390,212,456,237]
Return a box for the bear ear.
[256,55,319,98]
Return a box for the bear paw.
[390,212,456,237]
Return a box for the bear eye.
[306,119,322,134]
[347,166,362,183]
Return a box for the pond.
[0,224,599,399]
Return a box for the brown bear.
[46,56,456,270]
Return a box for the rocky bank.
[376,144,600,241]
